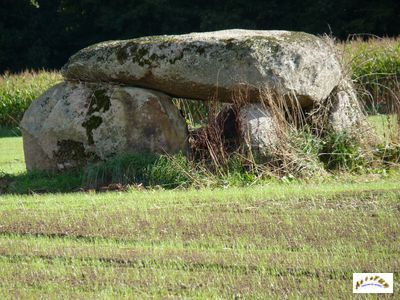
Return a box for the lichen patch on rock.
[82,88,111,144]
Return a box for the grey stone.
[239,103,279,156]
[329,79,365,133]
[20,82,188,171]
[62,29,342,106]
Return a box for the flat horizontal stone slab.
[62,29,342,106]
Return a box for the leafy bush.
[0,70,62,126]
[286,128,326,177]
[320,132,366,171]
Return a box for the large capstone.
[62,29,342,106]
[21,82,188,171]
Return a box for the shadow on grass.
[0,170,83,195]
[0,127,81,195]
[0,153,191,195]
[0,127,21,138]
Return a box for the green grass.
[368,114,398,143]
[83,152,191,189]
[0,70,62,127]
[0,56,399,297]
[0,112,399,194]
[0,125,399,297]
[0,128,83,194]
[341,37,400,114]
[0,182,399,297]
[0,128,24,174]
[343,37,400,81]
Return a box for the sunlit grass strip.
[0,188,398,298]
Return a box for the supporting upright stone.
[239,103,279,157]
[328,79,365,133]
[21,82,188,171]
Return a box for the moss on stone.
[218,36,282,59]
[116,46,129,64]
[281,31,316,43]
[121,43,152,66]
[88,89,111,114]
[114,38,216,67]
[195,47,206,55]
[68,31,320,71]
[54,139,97,164]
[82,89,111,145]
[82,116,102,144]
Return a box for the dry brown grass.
[184,36,400,178]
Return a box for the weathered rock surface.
[328,79,365,133]
[21,30,361,172]
[62,29,342,106]
[239,103,279,156]
[21,82,188,171]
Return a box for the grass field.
[0,128,24,175]
[0,71,62,127]
[368,114,399,143]
[0,126,399,297]
[0,185,399,298]
[0,47,399,296]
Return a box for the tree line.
[1,0,399,72]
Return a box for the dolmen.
[21,29,362,171]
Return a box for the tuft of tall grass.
[0,70,62,126]
[82,153,192,189]
[319,131,366,171]
[341,37,400,115]
[343,37,400,81]
[172,98,209,128]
